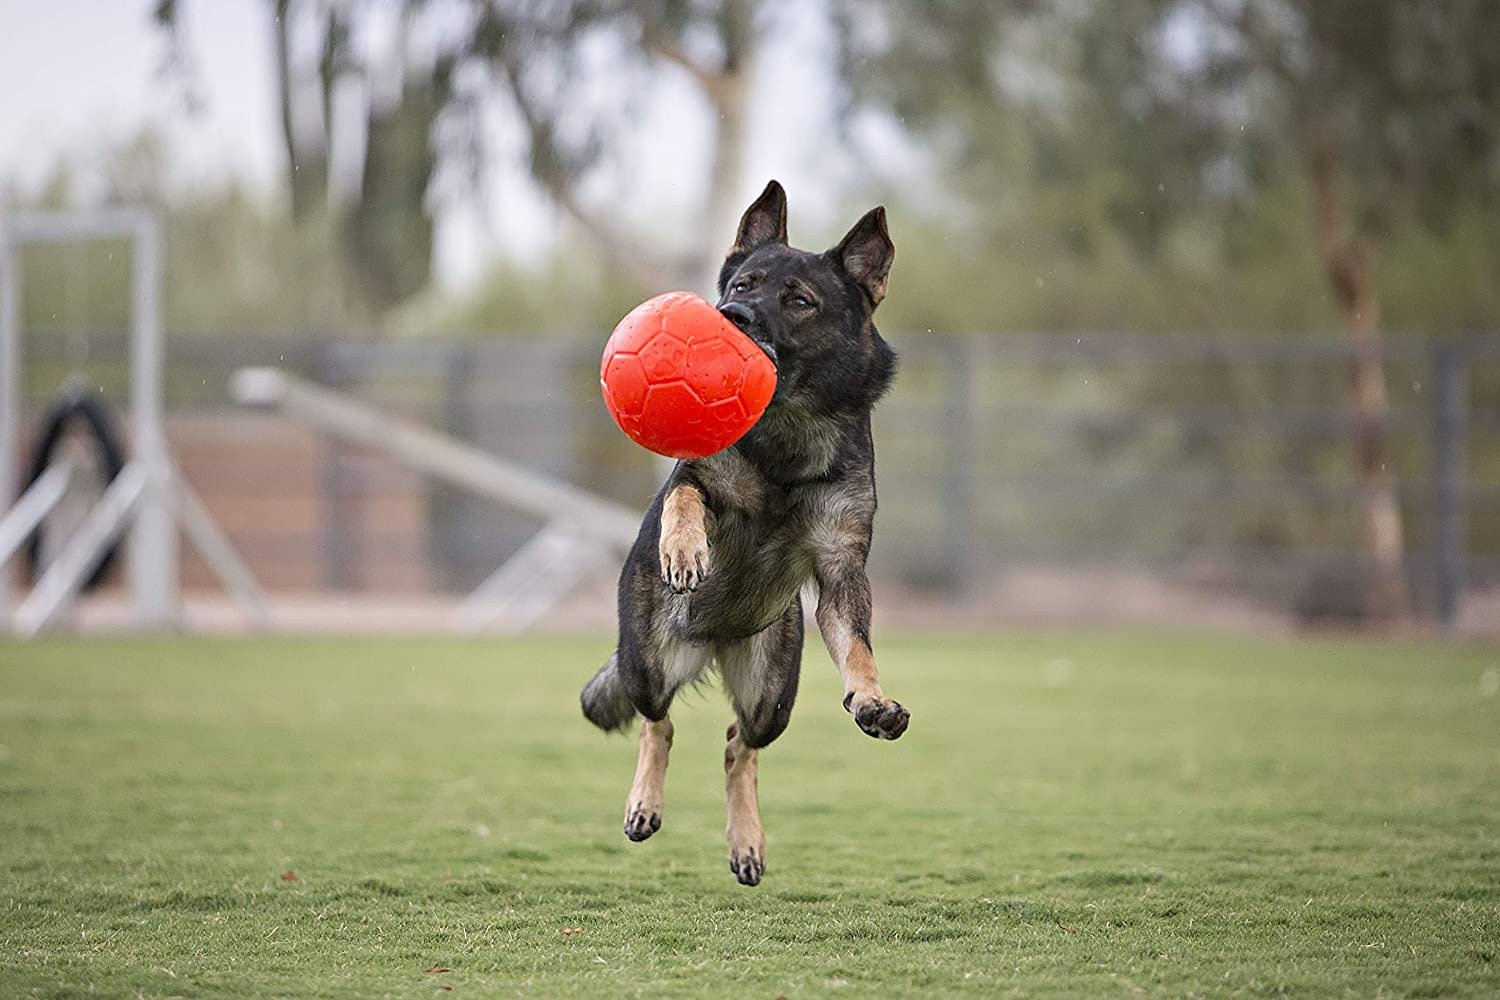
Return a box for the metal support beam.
[172,476,271,630]
[233,366,636,633]
[941,336,976,594]
[127,213,176,627]
[14,463,146,637]
[454,520,609,633]
[0,462,72,570]
[2,209,259,636]
[0,224,19,615]
[232,367,640,546]
[1430,342,1468,630]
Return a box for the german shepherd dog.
[580,180,908,886]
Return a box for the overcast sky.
[0,1,279,195]
[0,1,917,291]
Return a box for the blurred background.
[3,0,1499,638]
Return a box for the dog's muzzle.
[718,302,778,367]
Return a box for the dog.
[580,180,908,886]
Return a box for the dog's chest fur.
[674,413,875,642]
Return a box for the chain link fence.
[20,329,1500,628]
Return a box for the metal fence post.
[0,224,19,618]
[315,344,358,591]
[438,344,476,589]
[127,212,178,628]
[942,336,976,594]
[1429,341,1467,630]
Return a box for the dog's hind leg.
[624,715,672,841]
[618,631,711,842]
[716,603,802,886]
[722,722,764,885]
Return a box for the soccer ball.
[600,291,777,460]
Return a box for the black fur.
[580,651,634,731]
[582,179,897,752]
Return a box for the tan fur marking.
[836,638,909,739]
[817,603,908,739]
[816,605,883,703]
[841,638,883,701]
[659,484,711,592]
[624,716,673,840]
[724,723,766,884]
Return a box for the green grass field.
[1,631,1497,998]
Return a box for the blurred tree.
[154,0,764,310]
[839,0,1500,621]
[470,0,758,289]
[1130,0,1499,621]
[156,0,451,312]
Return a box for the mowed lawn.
[1,631,1497,998]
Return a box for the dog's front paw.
[844,692,910,740]
[659,532,710,593]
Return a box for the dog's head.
[716,180,897,414]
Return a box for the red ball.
[601,291,777,459]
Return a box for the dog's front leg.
[659,483,710,593]
[815,562,910,740]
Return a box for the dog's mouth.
[719,302,778,368]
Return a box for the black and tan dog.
[581,180,908,886]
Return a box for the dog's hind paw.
[845,692,910,740]
[660,536,710,593]
[624,803,662,842]
[728,844,765,886]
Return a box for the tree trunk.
[1306,130,1406,623]
[695,0,756,293]
[343,78,439,311]
[274,0,327,222]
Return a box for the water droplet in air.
[1480,668,1499,697]
[1044,658,1074,687]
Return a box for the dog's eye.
[788,293,814,309]
[732,280,750,294]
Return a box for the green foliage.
[829,0,1500,583]
[6,134,374,336]
[1,632,1498,996]
[874,176,1500,336]
[26,164,1500,341]
[27,2,1500,339]
[1377,211,1500,333]
[158,0,460,311]
[167,188,375,333]
[841,0,1500,289]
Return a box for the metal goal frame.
[0,208,266,636]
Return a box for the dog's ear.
[730,180,788,256]
[832,206,894,308]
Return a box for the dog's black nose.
[719,301,756,332]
